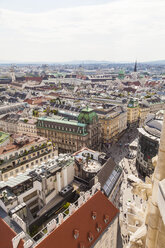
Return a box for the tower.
[10,66,16,82]
[134,61,137,72]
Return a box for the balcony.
[1,143,48,167]
[1,148,54,174]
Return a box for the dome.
[78,107,98,124]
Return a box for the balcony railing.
[1,149,54,174]
[0,143,49,167]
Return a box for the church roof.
[35,191,119,248]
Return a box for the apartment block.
[0,135,57,181]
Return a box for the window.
[40,158,43,162]
[21,167,24,171]
[26,164,29,168]
[36,160,38,163]
[23,190,37,202]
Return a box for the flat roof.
[138,127,160,142]
[0,174,31,188]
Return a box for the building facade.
[127,98,139,127]
[18,118,37,136]
[136,111,163,177]
[95,105,127,145]
[37,107,100,153]
[0,135,57,181]
[0,114,20,134]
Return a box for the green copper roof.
[118,70,125,75]
[0,132,9,144]
[81,107,94,112]
[38,117,86,127]
[78,108,98,124]
[128,98,139,108]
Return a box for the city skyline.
[0,0,165,63]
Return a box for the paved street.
[108,128,145,247]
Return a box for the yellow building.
[127,98,139,126]
[97,108,120,144]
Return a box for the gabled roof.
[36,191,119,248]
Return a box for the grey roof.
[0,174,31,189]
[102,165,122,197]
[0,206,23,234]
[97,158,116,188]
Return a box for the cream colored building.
[127,98,139,126]
[18,118,37,136]
[0,114,20,134]
[96,105,127,144]
[0,154,74,218]
[0,135,57,181]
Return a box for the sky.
[0,0,165,63]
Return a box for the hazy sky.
[0,0,164,63]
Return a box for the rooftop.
[38,116,86,127]
[0,207,25,248]
[0,135,47,156]
[81,107,94,112]
[34,186,119,248]
[0,132,10,144]
[83,160,102,173]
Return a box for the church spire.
[134,60,137,72]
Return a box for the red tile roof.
[36,191,119,248]
[0,218,24,248]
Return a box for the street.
[108,128,145,247]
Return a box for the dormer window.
[88,232,94,242]
[73,229,79,239]
[91,211,97,220]
[96,223,102,233]
[79,242,85,248]
[104,214,109,224]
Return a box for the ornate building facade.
[37,107,100,153]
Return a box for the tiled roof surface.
[36,191,119,248]
[0,218,24,248]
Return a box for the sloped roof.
[0,218,24,248]
[97,158,116,188]
[36,191,119,248]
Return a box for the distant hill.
[143,60,165,65]
[0,60,165,65]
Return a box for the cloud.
[0,0,165,62]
